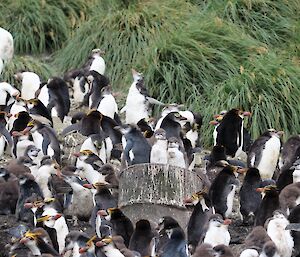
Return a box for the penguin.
[239,168,263,225]
[279,182,300,215]
[23,119,61,164]
[215,108,251,158]
[213,244,234,257]
[209,165,240,218]
[4,156,31,177]
[276,167,295,192]
[193,243,215,257]
[293,160,300,183]
[279,135,300,171]
[288,204,300,255]
[62,231,94,256]
[63,175,94,225]
[150,128,168,164]
[78,235,102,257]
[19,228,60,256]
[129,219,156,257]
[117,124,151,166]
[137,118,155,138]
[247,129,283,179]
[260,241,280,257]
[101,207,134,247]
[266,211,294,257]
[0,111,13,156]
[0,167,19,214]
[0,82,19,110]
[157,112,186,140]
[6,97,28,131]
[16,173,43,222]
[160,226,188,257]
[255,185,280,226]
[14,71,41,100]
[203,214,231,247]
[45,77,70,122]
[90,48,106,75]
[121,69,164,124]
[185,190,213,254]
[95,237,126,257]
[0,27,14,75]
[26,98,53,126]
[167,137,187,169]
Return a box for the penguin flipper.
[61,123,80,136]
[0,125,12,147]
[41,133,51,155]
[146,97,165,106]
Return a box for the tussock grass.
[1,56,54,85]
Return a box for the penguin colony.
[0,26,300,257]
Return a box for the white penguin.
[14,71,41,100]
[150,128,168,164]
[167,137,186,169]
[89,49,106,75]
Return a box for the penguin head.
[156,216,180,234]
[184,189,208,206]
[168,137,180,149]
[131,68,143,82]
[92,48,105,56]
[79,235,97,254]
[96,236,114,248]
[18,173,35,185]
[75,149,95,161]
[26,98,40,109]
[154,128,167,140]
[24,194,44,210]
[0,167,9,180]
[208,214,231,228]
[36,213,62,227]
[101,85,112,96]
[25,145,40,159]
[266,128,284,138]
[256,185,278,198]
[213,244,234,256]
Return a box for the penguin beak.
[73,152,81,157]
[24,203,34,209]
[223,219,231,225]
[96,241,105,247]
[256,187,264,193]
[97,209,108,217]
[79,247,88,253]
[209,120,219,125]
[22,126,33,135]
[53,213,62,220]
[276,131,284,136]
[11,131,24,137]
[243,111,251,116]
[12,91,20,98]
[83,183,94,189]
[20,237,30,244]
[236,167,248,174]
[36,215,50,222]
[183,197,193,205]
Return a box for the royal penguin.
[255,185,280,226]
[121,69,164,124]
[95,237,126,257]
[62,231,93,257]
[101,207,134,247]
[0,111,13,157]
[26,98,53,126]
[129,219,156,257]
[279,182,300,215]
[239,168,263,225]
[0,167,19,214]
[90,48,106,75]
[150,128,168,164]
[184,190,213,254]
[19,228,59,256]
[117,124,151,166]
[266,211,294,257]
[203,214,231,247]
[209,165,241,218]
[63,175,94,225]
[157,112,186,140]
[14,71,41,100]
[45,77,70,122]
[0,82,19,110]
[247,129,283,179]
[23,119,61,164]
[215,108,251,158]
[279,135,300,171]
[0,27,14,75]
[167,137,187,169]
[16,173,43,222]
[160,226,188,257]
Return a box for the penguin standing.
[0,27,13,75]
[247,129,283,179]
[167,137,187,169]
[203,214,231,247]
[209,165,240,218]
[185,190,213,254]
[0,82,19,110]
[288,204,300,255]
[266,211,294,257]
[129,219,156,256]
[239,168,263,225]
[26,98,53,126]
[117,124,151,166]
[14,71,41,100]
[150,128,168,164]
[89,48,106,75]
[0,111,13,157]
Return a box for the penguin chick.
[167,137,187,169]
[288,204,300,255]
[279,135,300,171]
[259,241,280,257]
[150,128,168,164]
[247,129,283,179]
[193,243,215,257]
[244,226,271,253]
[203,214,231,247]
[240,168,263,225]
[213,244,234,257]
[279,182,300,215]
[266,211,294,257]
[129,219,156,256]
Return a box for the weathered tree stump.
[119,163,204,229]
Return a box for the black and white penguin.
[167,137,187,169]
[26,98,53,126]
[279,182,300,215]
[62,231,92,256]
[0,111,13,156]
[0,82,19,110]
[279,135,300,171]
[117,124,151,166]
[90,48,106,75]
[129,219,156,257]
[157,112,186,140]
[101,207,134,247]
[288,204,300,255]
[14,71,41,100]
[203,214,231,247]
[0,27,14,75]
[247,129,283,179]
[239,168,263,225]
[95,237,126,257]
[23,119,61,164]
[45,77,70,122]
[184,190,213,254]
[209,165,241,218]
[19,228,59,256]
[255,185,280,226]
[16,173,43,222]
[150,128,168,164]
[266,211,294,257]
[215,108,251,158]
